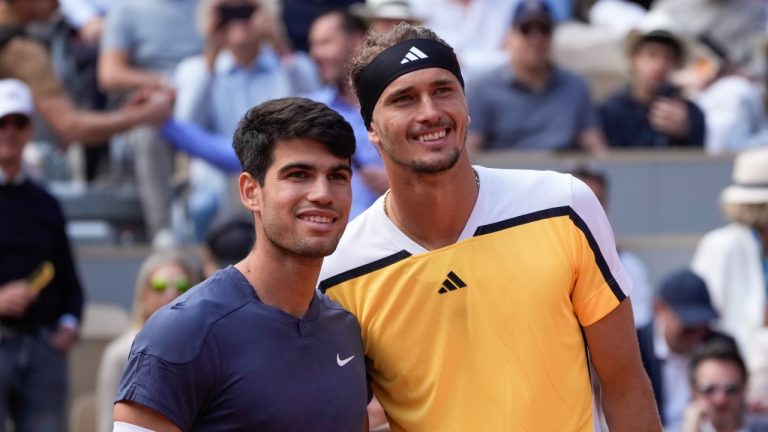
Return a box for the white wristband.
[113,422,156,432]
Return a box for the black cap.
[512,0,553,27]
[205,218,255,267]
[658,270,718,327]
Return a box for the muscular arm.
[98,50,166,92]
[584,299,662,431]
[36,92,169,145]
[113,402,181,432]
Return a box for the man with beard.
[113,98,368,432]
[318,23,660,430]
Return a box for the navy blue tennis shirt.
[116,266,368,431]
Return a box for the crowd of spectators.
[3,0,766,244]
[1,0,768,430]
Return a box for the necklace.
[383,169,480,248]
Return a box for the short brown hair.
[347,23,450,98]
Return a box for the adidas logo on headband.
[400,46,429,64]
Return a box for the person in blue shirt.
[173,0,320,240]
[113,97,368,432]
[308,9,388,218]
[162,7,386,221]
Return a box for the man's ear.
[367,122,380,148]
[239,172,261,213]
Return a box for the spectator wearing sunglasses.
[0,79,84,431]
[682,338,768,432]
[96,249,199,432]
[645,269,736,429]
[466,0,607,152]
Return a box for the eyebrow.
[385,78,459,100]
[276,162,352,175]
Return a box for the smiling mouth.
[413,129,448,142]
[299,215,335,224]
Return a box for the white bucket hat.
[350,0,421,23]
[721,146,768,205]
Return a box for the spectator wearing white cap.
[0,78,84,432]
[692,147,768,374]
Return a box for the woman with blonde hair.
[95,249,199,432]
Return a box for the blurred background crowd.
[1,0,768,430]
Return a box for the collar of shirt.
[214,45,281,77]
[0,166,26,185]
[503,64,561,92]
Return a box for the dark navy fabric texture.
[598,86,706,148]
[116,266,367,431]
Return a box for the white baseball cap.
[0,79,34,119]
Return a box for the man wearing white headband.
[319,23,661,430]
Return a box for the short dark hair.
[688,337,748,387]
[314,9,368,36]
[232,97,356,184]
[348,23,450,99]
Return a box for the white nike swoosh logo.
[337,354,355,367]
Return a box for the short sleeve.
[568,176,632,326]
[115,333,220,431]
[101,4,133,52]
[0,39,64,99]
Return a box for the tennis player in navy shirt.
[113,98,368,431]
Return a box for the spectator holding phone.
[171,0,319,240]
[599,12,706,148]
[0,79,84,431]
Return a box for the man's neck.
[385,153,478,250]
[631,80,655,104]
[235,246,321,318]
[511,61,551,92]
[230,45,261,69]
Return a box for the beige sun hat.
[350,0,422,23]
[721,146,768,205]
